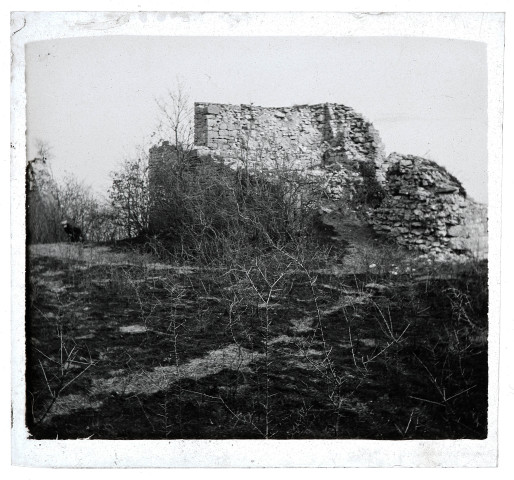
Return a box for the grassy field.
[26,240,488,440]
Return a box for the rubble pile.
[368,154,487,257]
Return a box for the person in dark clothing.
[61,220,84,242]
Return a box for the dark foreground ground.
[26,242,488,439]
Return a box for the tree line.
[26,88,193,245]
[26,87,323,253]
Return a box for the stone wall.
[149,102,488,259]
[194,102,385,172]
[446,201,488,258]
[365,153,487,258]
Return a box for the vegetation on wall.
[356,160,386,208]
[146,149,327,265]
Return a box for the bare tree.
[27,137,117,244]
[26,140,62,243]
[155,84,194,170]
[109,153,150,238]
[55,173,117,242]
[108,84,196,241]
[34,138,54,163]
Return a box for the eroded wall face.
[368,154,488,258]
[194,102,385,169]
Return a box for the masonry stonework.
[194,102,386,173]
[150,102,488,259]
[368,153,487,257]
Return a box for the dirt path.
[319,210,384,273]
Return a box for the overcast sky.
[25,36,488,203]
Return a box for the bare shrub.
[148,149,328,266]
[109,153,151,238]
[27,154,117,244]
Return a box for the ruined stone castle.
[149,102,488,259]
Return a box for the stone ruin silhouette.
[149,102,487,259]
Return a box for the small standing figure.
[61,220,84,243]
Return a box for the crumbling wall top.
[194,102,385,170]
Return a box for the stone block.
[447,225,467,237]
[436,185,459,194]
[207,105,221,115]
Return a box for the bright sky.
[25,36,488,203]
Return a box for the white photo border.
[10,10,505,468]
